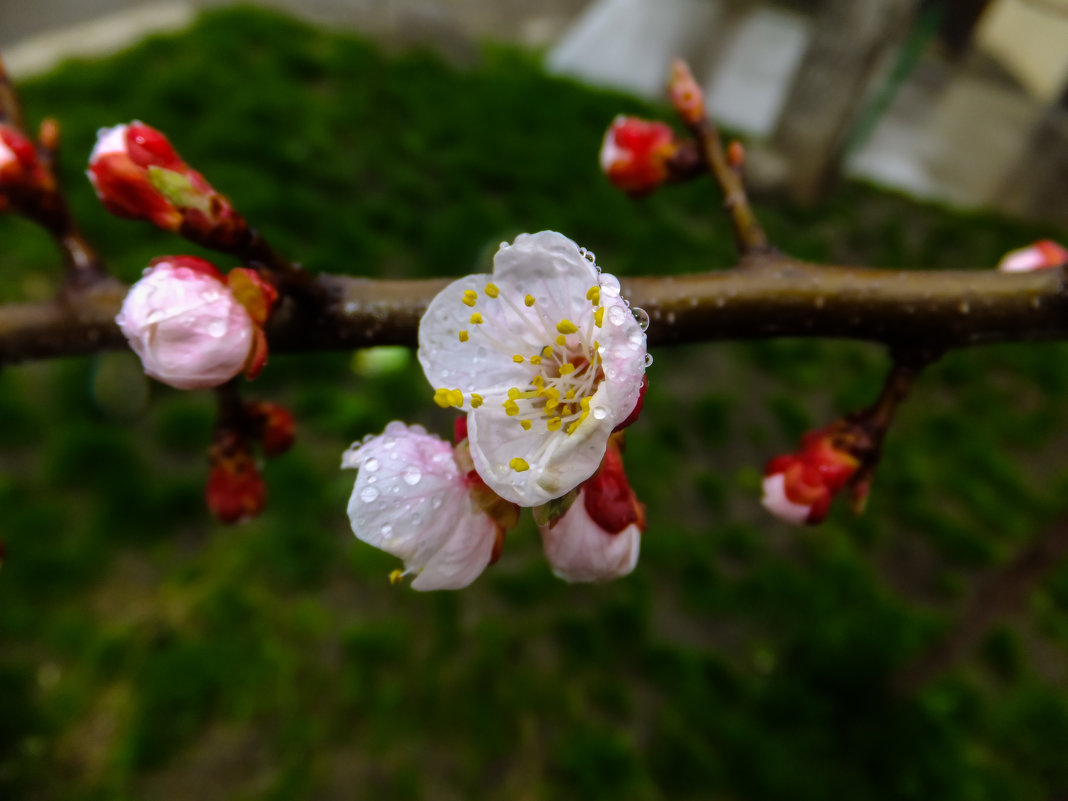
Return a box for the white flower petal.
[90,124,129,162]
[539,491,640,583]
[344,423,496,590]
[761,473,811,525]
[417,231,647,505]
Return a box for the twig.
[2,259,1067,364]
[0,54,24,130]
[670,60,769,257]
[0,55,105,286]
[894,516,1068,694]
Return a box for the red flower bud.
[0,124,48,193]
[246,401,296,457]
[762,424,861,525]
[205,435,265,524]
[87,122,246,246]
[599,116,678,196]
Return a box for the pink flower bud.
[87,122,245,245]
[996,240,1068,273]
[668,60,705,125]
[761,427,861,525]
[600,115,678,196]
[539,438,644,582]
[116,256,257,390]
[0,125,39,182]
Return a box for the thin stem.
[0,54,24,130]
[693,118,769,257]
[893,516,1068,694]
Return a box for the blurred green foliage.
[2,7,1068,800]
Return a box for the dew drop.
[207,320,227,338]
[432,497,443,510]
[600,275,621,298]
[403,467,422,486]
[644,353,654,367]
[592,406,608,420]
[367,476,377,484]
[607,306,627,326]
[359,486,379,503]
[380,523,393,538]
[364,457,379,472]
[632,307,650,331]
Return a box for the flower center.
[433,279,607,441]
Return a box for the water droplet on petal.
[644,353,654,367]
[403,467,421,486]
[364,457,379,472]
[360,486,379,503]
[207,320,227,338]
[380,523,393,538]
[607,306,627,326]
[432,497,443,510]
[592,406,608,420]
[600,275,621,298]
[632,307,650,331]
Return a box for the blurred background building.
[2,0,1066,222]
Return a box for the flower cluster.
[116,255,276,390]
[344,231,649,589]
[88,122,246,247]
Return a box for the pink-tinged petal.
[761,473,813,525]
[539,490,640,583]
[116,258,255,390]
[343,422,496,590]
[997,240,1068,273]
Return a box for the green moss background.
[2,8,1068,799]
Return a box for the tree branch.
[2,254,1067,365]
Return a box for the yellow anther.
[458,330,469,343]
[520,420,532,431]
[448,389,464,407]
[462,289,478,307]
[559,363,576,375]
[512,354,524,364]
[504,399,520,416]
[508,387,520,400]
[586,286,601,305]
[555,334,566,346]
[532,374,545,388]
[564,388,576,399]
[470,393,483,408]
[556,319,579,335]
[546,417,562,432]
[470,312,483,324]
[545,397,560,412]
[484,283,500,298]
[566,420,582,434]
[580,396,591,410]
[509,457,530,472]
[529,355,541,366]
[542,345,554,358]
[514,390,538,400]
[524,294,536,307]
[389,569,405,584]
[433,388,453,408]
[594,306,605,327]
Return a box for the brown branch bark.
[2,255,1066,365]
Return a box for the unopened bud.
[600,116,678,196]
[668,60,705,125]
[997,240,1068,273]
[761,423,863,525]
[206,440,266,524]
[87,121,246,246]
[246,401,295,457]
